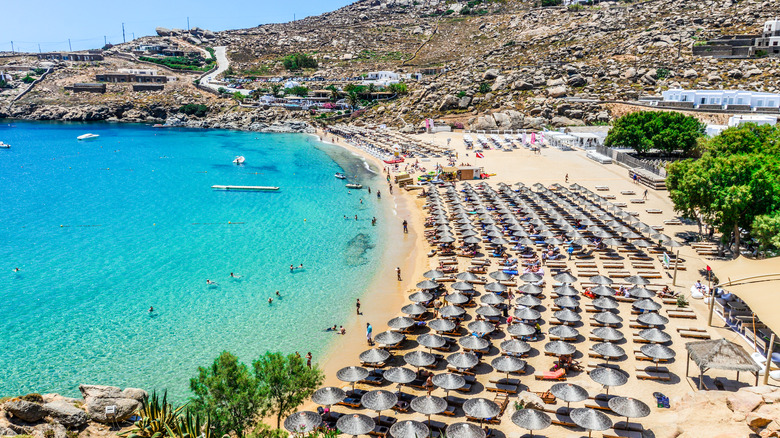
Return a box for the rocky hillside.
[4,0,780,130]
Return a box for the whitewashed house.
[754,19,780,55]
[706,114,778,136]
[363,71,400,86]
[661,89,780,110]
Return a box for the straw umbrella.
[384,367,416,392]
[633,299,662,312]
[594,311,623,325]
[570,408,612,438]
[409,291,434,303]
[411,395,447,425]
[463,398,500,426]
[554,284,580,296]
[550,383,588,410]
[480,294,505,306]
[554,309,581,324]
[440,305,466,319]
[360,348,390,365]
[491,355,526,380]
[638,312,669,326]
[608,397,651,429]
[311,386,346,412]
[554,272,578,284]
[549,325,579,341]
[431,373,465,395]
[417,333,446,353]
[511,408,551,438]
[336,413,375,438]
[554,296,579,309]
[460,336,490,351]
[390,420,429,438]
[452,281,475,291]
[518,283,544,295]
[520,272,543,283]
[485,282,507,293]
[404,350,435,370]
[417,280,440,290]
[445,422,485,438]
[337,366,369,392]
[500,339,531,356]
[374,331,404,347]
[544,341,576,357]
[361,390,398,421]
[388,316,415,331]
[445,292,470,305]
[591,285,616,297]
[457,272,480,282]
[514,307,542,321]
[447,352,479,371]
[284,411,322,434]
[402,303,427,316]
[507,322,536,338]
[591,327,624,342]
[628,286,655,299]
[489,271,513,281]
[640,344,676,369]
[428,319,456,333]
[589,367,628,395]
[588,275,613,285]
[468,320,496,334]
[625,275,650,286]
[592,297,619,310]
[591,342,625,365]
[423,269,445,279]
[639,328,672,344]
[516,294,541,307]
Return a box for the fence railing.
[595,145,667,177]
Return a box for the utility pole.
[104,36,107,46]
[187,17,190,31]
[122,23,126,43]
[10,41,13,54]
[68,39,72,51]
[38,44,41,53]
[132,32,135,40]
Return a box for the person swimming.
[206,279,214,284]
[149,306,154,312]
[275,290,281,297]
[268,297,273,304]
[14,268,20,272]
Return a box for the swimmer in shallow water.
[268,297,273,304]
[149,306,154,312]
[14,268,20,272]
[276,290,281,297]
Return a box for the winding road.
[200,46,250,95]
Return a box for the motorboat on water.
[0,141,10,148]
[335,172,347,179]
[346,183,363,189]
[233,156,246,165]
[77,133,99,140]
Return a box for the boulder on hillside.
[472,115,497,130]
[512,80,534,91]
[551,116,584,127]
[491,76,507,92]
[43,401,88,429]
[547,85,567,98]
[438,95,459,111]
[482,69,499,81]
[458,96,472,109]
[567,74,587,87]
[682,69,698,78]
[4,399,46,423]
[79,385,146,423]
[155,27,172,36]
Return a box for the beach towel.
[476,152,484,158]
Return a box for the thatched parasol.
[284,411,322,434]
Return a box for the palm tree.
[346,91,360,110]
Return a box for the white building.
[661,89,780,110]
[118,68,160,76]
[755,19,780,55]
[284,80,301,89]
[706,114,778,137]
[363,71,400,86]
[0,71,10,82]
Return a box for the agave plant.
[167,410,213,438]
[121,391,186,438]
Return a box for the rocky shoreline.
[0,103,315,134]
[1,385,145,438]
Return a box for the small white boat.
[335,172,347,179]
[233,156,245,165]
[346,183,363,189]
[0,141,10,148]
[77,133,99,140]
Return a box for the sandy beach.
[300,128,778,436]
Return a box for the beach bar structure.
[685,339,761,389]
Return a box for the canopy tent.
[685,338,761,389]
[708,257,780,336]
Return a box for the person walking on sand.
[643,189,648,200]
[565,173,569,183]
[396,267,402,281]
[402,220,408,233]
[366,323,373,345]
[306,352,312,369]
[356,298,361,315]
[377,190,381,199]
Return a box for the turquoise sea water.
[0,121,387,399]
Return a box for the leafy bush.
[138,56,213,71]
[179,104,209,117]
[287,85,310,97]
[281,53,318,71]
[478,82,491,93]
[120,391,183,438]
[656,68,670,79]
[21,74,35,84]
[32,68,46,75]
[676,294,688,308]
[387,83,408,95]
[568,4,583,11]
[541,0,562,5]
[457,91,466,98]
[755,49,768,58]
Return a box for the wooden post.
[752,314,757,353]
[672,250,680,286]
[763,333,776,386]
[707,269,715,327]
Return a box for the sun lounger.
[486,382,519,394]
[585,397,612,411]
[620,190,636,195]
[664,219,683,225]
[667,309,697,319]
[534,369,566,380]
[634,350,670,363]
[533,391,556,404]
[493,393,509,414]
[679,329,711,339]
[585,363,620,373]
[543,408,576,428]
[489,377,521,385]
[439,405,457,417]
[377,416,397,427]
[596,186,610,191]
[635,366,671,381]
[446,395,467,407]
[447,366,476,376]
[369,425,389,437]
[338,397,362,408]
[603,429,645,438]
[646,209,663,214]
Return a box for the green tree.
[346,91,360,110]
[189,351,260,438]
[253,352,323,429]
[604,111,705,154]
[288,85,310,97]
[325,84,341,101]
[281,53,318,71]
[387,83,408,95]
[752,211,780,251]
